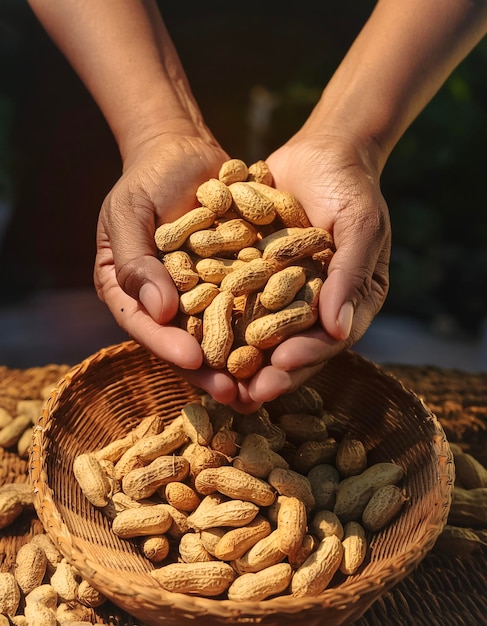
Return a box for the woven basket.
[30,340,454,626]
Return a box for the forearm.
[302,0,487,172]
[27,0,212,159]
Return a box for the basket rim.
[29,339,454,620]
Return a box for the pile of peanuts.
[154,158,335,379]
[72,386,407,601]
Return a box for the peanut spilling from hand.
[153,159,335,375]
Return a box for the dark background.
[0,1,486,366]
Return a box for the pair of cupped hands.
[94,125,390,414]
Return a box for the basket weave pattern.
[30,340,453,626]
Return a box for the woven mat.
[1,360,487,626]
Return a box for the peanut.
[335,436,368,477]
[14,542,48,595]
[262,227,334,265]
[267,467,315,512]
[229,181,276,225]
[181,401,213,446]
[219,257,277,297]
[50,558,78,602]
[0,572,21,615]
[259,265,307,311]
[121,455,189,500]
[164,481,201,512]
[186,218,257,257]
[233,433,288,478]
[310,509,344,541]
[218,158,249,185]
[139,534,170,563]
[179,282,220,315]
[246,160,273,186]
[150,561,236,596]
[247,181,311,228]
[194,466,276,506]
[179,532,215,563]
[266,384,324,417]
[77,579,106,607]
[340,521,367,575]
[291,534,343,597]
[200,291,235,369]
[162,250,199,292]
[452,449,487,489]
[195,257,245,284]
[154,206,215,253]
[277,413,329,446]
[72,453,112,508]
[196,178,233,216]
[226,345,264,380]
[227,562,292,602]
[213,514,272,561]
[245,300,318,350]
[293,438,339,475]
[111,504,173,538]
[233,529,286,574]
[276,495,307,555]
[361,484,406,531]
[307,464,340,510]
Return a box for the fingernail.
[139,282,163,321]
[337,301,354,340]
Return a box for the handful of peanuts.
[154,158,335,378]
[72,385,407,601]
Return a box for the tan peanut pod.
[200,291,234,369]
[214,514,272,561]
[262,226,333,265]
[288,534,318,570]
[50,558,79,602]
[182,442,229,478]
[72,453,112,508]
[17,425,33,458]
[114,416,188,478]
[154,206,215,252]
[17,398,43,421]
[195,466,276,507]
[164,481,201,512]
[94,414,165,463]
[0,488,24,530]
[31,534,62,575]
[200,395,237,431]
[0,481,34,507]
[186,218,258,258]
[0,406,13,428]
[179,532,216,563]
[56,600,93,621]
[340,521,367,575]
[0,572,21,615]
[112,504,173,539]
[307,464,340,510]
[219,158,249,184]
[220,258,278,297]
[162,250,199,292]
[255,227,304,252]
[334,462,404,523]
[181,401,213,446]
[245,300,318,350]
[200,527,227,556]
[196,178,233,216]
[335,435,368,477]
[187,499,259,530]
[362,484,407,531]
[260,265,307,311]
[232,529,286,574]
[228,562,293,602]
[0,412,32,448]
[277,413,329,446]
[77,580,106,607]
[276,496,308,555]
[267,467,315,512]
[25,600,57,626]
[122,455,190,500]
[291,534,343,597]
[247,181,311,228]
[226,345,264,380]
[295,276,324,308]
[293,438,339,475]
[237,246,262,261]
[233,409,286,452]
[158,504,191,539]
[14,542,48,595]
[195,257,245,284]
[25,583,58,610]
[233,433,288,478]
[228,181,276,225]
[179,313,203,343]
[179,282,220,315]
[246,160,273,185]
[265,384,324,417]
[210,428,242,458]
[311,509,344,541]
[151,561,236,596]
[452,450,487,489]
[449,487,487,527]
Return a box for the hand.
[94,128,246,407]
[239,133,391,404]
